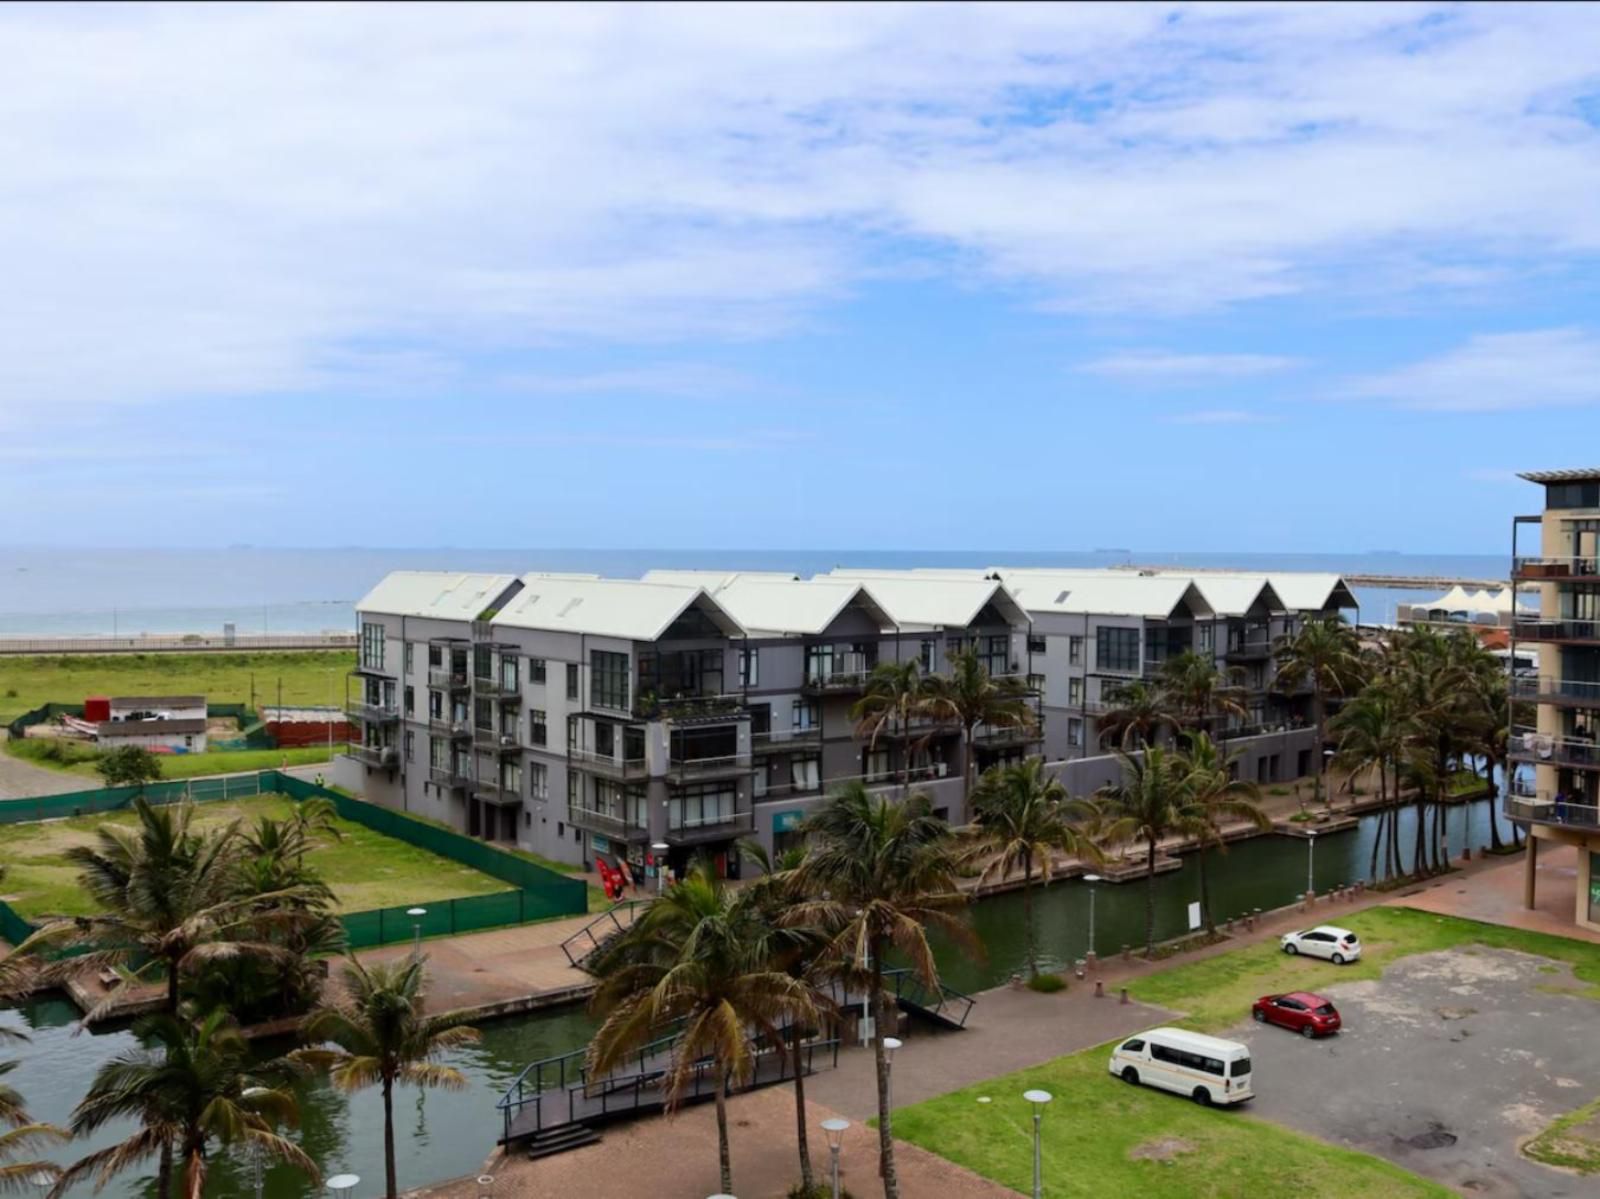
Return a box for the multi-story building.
[1508,468,1600,931]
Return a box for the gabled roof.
[491,576,745,641]
[991,571,1215,619]
[1518,467,1600,483]
[639,569,799,593]
[357,571,520,620]
[821,574,1028,629]
[1115,568,1357,614]
[710,578,893,638]
[1188,576,1284,617]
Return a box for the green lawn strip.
[0,794,510,920]
[893,1050,1450,1199]
[1126,906,1600,1032]
[4,739,338,781]
[0,650,355,723]
[1523,1095,1600,1174]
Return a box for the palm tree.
[1095,680,1178,750]
[52,1008,315,1199]
[16,799,312,1017]
[791,784,970,1199]
[293,956,479,1199]
[1273,617,1364,805]
[586,864,816,1197]
[1158,652,1246,735]
[1331,684,1414,880]
[850,660,930,792]
[965,759,1099,978]
[920,647,1037,806]
[1175,734,1270,933]
[1099,747,1188,958]
[1,1032,66,1197]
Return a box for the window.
[919,640,935,672]
[403,731,414,762]
[566,662,580,701]
[530,657,547,684]
[1068,636,1083,666]
[1197,623,1215,654]
[1231,1057,1251,1078]
[805,644,834,685]
[530,762,548,799]
[1121,1039,1145,1054]
[591,651,630,711]
[624,726,645,762]
[1067,717,1083,748]
[594,721,616,758]
[1027,635,1046,655]
[1549,481,1600,509]
[865,748,890,781]
[1150,1044,1224,1076]
[524,811,532,829]
[738,647,759,689]
[403,686,414,716]
[792,699,819,730]
[499,655,519,691]
[360,622,386,670]
[670,780,738,831]
[529,709,547,746]
[428,690,443,720]
[428,644,442,669]
[791,756,821,791]
[1096,627,1140,673]
[404,642,414,675]
[671,724,736,763]
[429,737,446,769]
[1027,673,1045,693]
[1068,677,1084,706]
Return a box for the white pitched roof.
[491,576,745,641]
[1188,576,1283,617]
[820,574,1027,629]
[1088,567,1357,613]
[356,571,519,621]
[992,571,1215,619]
[640,569,799,593]
[710,578,892,637]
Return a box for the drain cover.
[1405,1126,1458,1150]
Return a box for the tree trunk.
[1487,753,1504,851]
[870,945,900,1198]
[715,1069,733,1196]
[1144,836,1157,959]
[1368,764,1385,880]
[383,1076,397,1199]
[1313,686,1327,805]
[1022,852,1036,977]
[166,951,182,1014]
[157,1139,173,1199]
[790,1022,814,1191]
[1412,797,1427,877]
[965,719,977,814]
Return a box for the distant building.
[97,694,207,753]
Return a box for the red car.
[1252,991,1341,1038]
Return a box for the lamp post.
[407,907,427,955]
[27,1170,54,1196]
[882,1036,902,1114]
[651,842,670,895]
[326,1174,360,1199]
[242,1086,271,1199]
[1081,873,1101,958]
[1305,830,1316,895]
[1023,1089,1052,1199]
[821,1117,850,1199]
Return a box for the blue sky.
[3,2,1600,553]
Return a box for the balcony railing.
[1510,677,1600,706]
[664,808,756,844]
[349,744,398,769]
[666,753,752,781]
[973,722,1041,746]
[751,728,823,753]
[429,763,472,788]
[474,676,522,698]
[473,726,522,753]
[634,692,746,722]
[346,700,400,725]
[1225,640,1273,661]
[802,666,875,692]
[427,714,472,739]
[1504,794,1600,831]
[1513,556,1600,580]
[566,805,648,839]
[1513,618,1600,644]
[1508,727,1600,771]
[472,779,523,806]
[428,668,470,691]
[567,748,649,780]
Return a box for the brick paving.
[1391,841,1600,944]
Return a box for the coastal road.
[0,731,82,799]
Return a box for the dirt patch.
[1128,1136,1195,1162]
[1436,1006,1477,1021]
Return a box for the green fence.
[0,772,588,952]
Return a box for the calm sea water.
[0,546,1508,636]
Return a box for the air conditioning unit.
[500,735,517,747]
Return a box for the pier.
[1122,565,1525,591]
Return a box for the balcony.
[568,748,649,781]
[1513,618,1600,645]
[973,722,1041,747]
[664,807,756,845]
[1507,728,1600,773]
[802,662,876,694]
[473,726,522,753]
[666,753,752,783]
[428,668,470,692]
[633,692,746,723]
[751,727,823,755]
[427,714,472,740]
[1504,794,1600,832]
[346,700,400,725]
[349,661,393,680]
[474,675,522,699]
[1511,677,1600,708]
[471,779,523,807]
[566,804,648,840]
[1512,556,1600,581]
[429,762,472,789]
[349,743,398,770]
[1225,640,1273,663]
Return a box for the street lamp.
[821,1117,850,1199]
[1305,831,1316,895]
[1081,874,1101,958]
[27,1170,54,1195]
[407,907,428,955]
[1023,1089,1053,1199]
[882,1036,903,1114]
[651,842,670,895]
[242,1087,271,1199]
[327,1174,360,1199]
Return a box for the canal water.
[1,795,1516,1197]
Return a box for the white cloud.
[501,363,755,398]
[3,2,1600,422]
[1346,328,1600,411]
[1163,409,1274,425]
[1080,352,1302,381]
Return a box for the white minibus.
[1107,1027,1253,1106]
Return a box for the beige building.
[1509,468,1600,931]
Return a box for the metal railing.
[428,668,470,690]
[474,675,522,698]
[346,700,399,724]
[1513,618,1600,643]
[1504,794,1600,831]
[472,780,523,805]
[567,748,649,779]
[559,900,645,969]
[667,754,752,780]
[349,744,398,769]
[635,693,747,722]
[802,667,875,691]
[1225,640,1273,660]
[566,805,647,839]
[427,714,472,738]
[1510,677,1600,705]
[1513,556,1600,579]
[665,808,756,842]
[429,763,472,788]
[884,967,978,1029]
[0,632,355,655]
[751,728,822,752]
[1508,727,1600,770]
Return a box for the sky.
[2,2,1600,553]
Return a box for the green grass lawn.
[0,650,355,723]
[4,738,339,781]
[0,794,511,920]
[896,907,1600,1199]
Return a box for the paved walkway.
[0,731,83,798]
[1394,841,1600,944]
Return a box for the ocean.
[0,546,1510,636]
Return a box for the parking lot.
[1227,946,1600,1198]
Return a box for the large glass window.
[360,622,386,670]
[591,651,631,712]
[1068,636,1083,665]
[670,724,737,763]
[566,663,580,701]
[791,756,821,791]
[529,657,547,684]
[1549,481,1600,509]
[1096,627,1140,674]
[594,721,616,758]
[739,648,759,688]
[529,709,547,746]
[530,762,548,799]
[671,781,738,831]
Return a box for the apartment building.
[1507,468,1600,931]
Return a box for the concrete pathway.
[1392,841,1600,944]
[0,731,83,798]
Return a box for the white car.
[1280,925,1361,965]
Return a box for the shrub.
[96,745,164,787]
[10,737,102,767]
[1026,973,1067,994]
